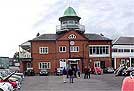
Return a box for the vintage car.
[39,69,49,76]
[91,67,103,75]
[0,82,13,91]
[24,68,35,76]
[125,67,134,76]
[103,67,114,73]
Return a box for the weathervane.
[68,0,71,7]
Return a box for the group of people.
[62,66,91,83]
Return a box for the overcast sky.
[0,0,134,57]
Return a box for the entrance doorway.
[112,58,114,68]
[100,61,105,69]
[68,59,79,69]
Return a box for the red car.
[91,67,103,75]
[0,73,17,89]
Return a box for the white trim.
[70,46,79,52]
[89,45,110,47]
[39,47,48,54]
[114,58,116,69]
[130,57,132,67]
[68,59,80,61]
[39,62,51,69]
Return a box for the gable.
[57,30,88,41]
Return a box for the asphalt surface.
[20,74,125,91]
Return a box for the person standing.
[88,66,91,79]
[84,66,88,79]
[68,67,74,83]
[62,67,67,83]
[77,67,81,78]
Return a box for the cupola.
[56,7,85,34]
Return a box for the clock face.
[70,41,75,45]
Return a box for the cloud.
[0,0,134,57]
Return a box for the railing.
[56,24,85,33]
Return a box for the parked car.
[25,68,35,76]
[125,67,134,76]
[56,67,63,76]
[0,82,13,91]
[15,73,24,79]
[0,74,18,89]
[115,66,126,76]
[91,67,103,75]
[39,69,49,76]
[103,67,114,73]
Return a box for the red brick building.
[19,7,112,74]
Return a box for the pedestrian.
[68,67,74,83]
[62,67,67,83]
[77,67,81,78]
[88,66,91,79]
[84,66,89,79]
[55,68,57,76]
[72,66,77,78]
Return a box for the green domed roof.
[64,7,77,16]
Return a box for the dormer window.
[68,34,76,39]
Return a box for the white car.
[0,82,13,91]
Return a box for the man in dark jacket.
[68,67,74,83]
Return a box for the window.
[131,49,134,52]
[59,59,66,62]
[112,48,117,52]
[89,47,92,54]
[89,46,109,55]
[68,34,76,39]
[27,63,32,68]
[124,49,130,52]
[62,21,67,24]
[59,46,66,52]
[118,49,123,52]
[70,46,79,52]
[39,47,48,54]
[39,62,50,69]
[121,59,126,64]
[94,61,100,67]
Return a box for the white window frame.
[59,46,66,52]
[39,47,48,54]
[94,61,100,67]
[39,62,51,69]
[70,46,79,52]
[89,45,110,57]
[26,63,32,68]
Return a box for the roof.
[85,34,111,41]
[20,41,31,51]
[31,33,111,41]
[64,7,77,16]
[32,34,57,41]
[113,37,134,45]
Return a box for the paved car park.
[20,74,125,91]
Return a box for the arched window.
[68,34,76,39]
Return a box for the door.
[100,61,105,69]
[112,58,114,68]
